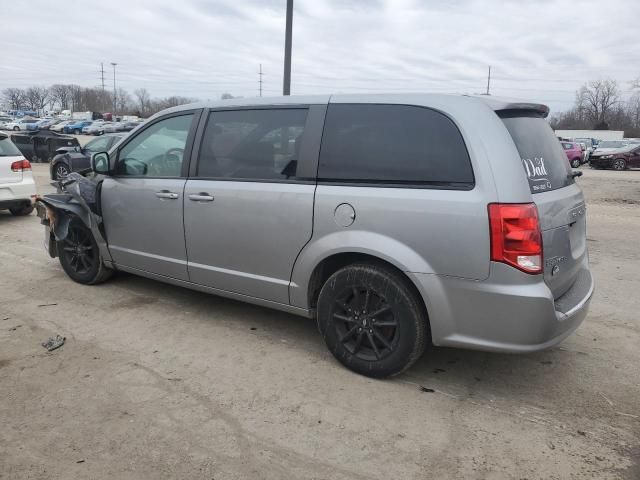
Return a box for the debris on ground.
[577,430,587,436]
[8,325,22,331]
[41,335,66,352]
[37,303,57,307]
[420,386,435,393]
[433,368,446,373]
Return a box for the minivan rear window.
[500,113,574,194]
[318,104,474,188]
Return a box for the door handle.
[188,193,214,202]
[155,191,179,200]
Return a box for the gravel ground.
[0,165,638,479]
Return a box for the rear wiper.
[570,170,583,178]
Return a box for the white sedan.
[0,133,36,216]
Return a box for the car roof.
[155,93,549,119]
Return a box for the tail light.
[488,203,542,274]
[11,159,31,172]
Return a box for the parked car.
[589,144,640,170]
[35,94,593,378]
[0,132,36,216]
[119,121,141,132]
[9,130,80,163]
[102,121,123,133]
[50,133,124,179]
[63,120,93,135]
[577,142,589,163]
[84,122,113,135]
[0,116,15,129]
[50,120,75,133]
[5,118,39,131]
[561,141,583,168]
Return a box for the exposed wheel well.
[307,252,429,323]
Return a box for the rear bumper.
[0,176,37,209]
[411,260,594,353]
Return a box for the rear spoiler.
[468,95,550,118]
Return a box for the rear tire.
[13,126,19,131]
[74,129,81,135]
[317,263,428,378]
[613,158,626,170]
[9,205,34,216]
[57,218,113,285]
[571,158,581,168]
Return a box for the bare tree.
[577,79,619,127]
[134,88,151,115]
[68,84,82,112]
[2,88,26,110]
[50,84,72,110]
[221,92,235,100]
[25,86,50,114]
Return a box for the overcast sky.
[2,0,638,114]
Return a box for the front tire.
[317,263,428,378]
[571,158,581,168]
[57,218,113,285]
[9,205,34,216]
[613,158,627,170]
[74,129,81,135]
[13,126,19,131]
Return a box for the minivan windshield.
[0,137,22,156]
[500,113,574,194]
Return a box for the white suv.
[0,133,36,215]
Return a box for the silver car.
[36,94,594,377]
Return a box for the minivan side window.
[318,104,474,187]
[197,109,308,180]
[116,114,194,177]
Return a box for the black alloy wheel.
[61,224,98,276]
[331,286,398,362]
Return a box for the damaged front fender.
[35,173,113,263]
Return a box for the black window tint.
[318,104,473,186]
[500,114,574,194]
[197,109,308,180]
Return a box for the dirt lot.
[1,165,639,479]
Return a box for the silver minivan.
[37,94,594,377]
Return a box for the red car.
[560,141,583,168]
[589,144,640,170]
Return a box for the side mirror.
[91,152,110,175]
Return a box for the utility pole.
[100,63,105,92]
[283,0,293,95]
[486,65,491,95]
[111,62,118,115]
[259,64,263,97]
